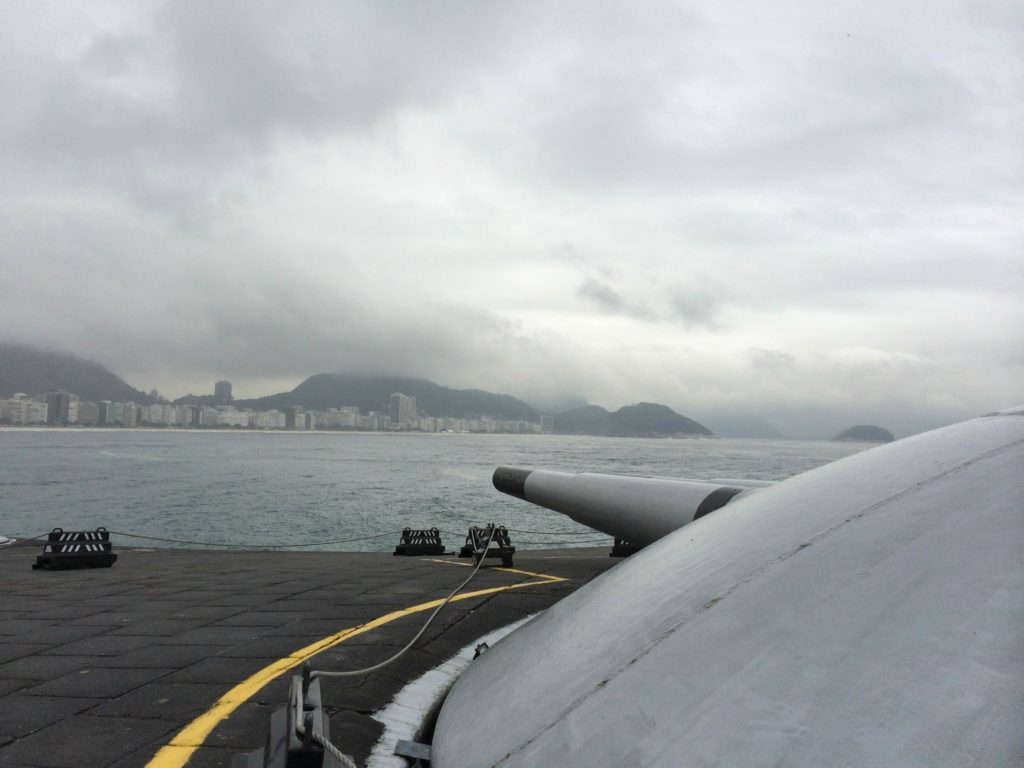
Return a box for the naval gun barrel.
[493,467,756,546]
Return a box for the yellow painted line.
[427,558,568,581]
[146,567,567,768]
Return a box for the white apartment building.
[250,410,286,429]
[216,407,250,428]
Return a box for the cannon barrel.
[493,466,756,546]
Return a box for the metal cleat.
[231,665,347,768]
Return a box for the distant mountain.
[554,402,712,437]
[239,373,540,420]
[553,405,614,435]
[0,344,153,404]
[833,425,895,443]
[523,393,589,415]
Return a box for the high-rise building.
[0,395,33,424]
[214,380,233,403]
[44,390,78,425]
[26,400,48,424]
[285,406,304,429]
[77,401,100,426]
[3,395,48,424]
[389,393,418,429]
[216,408,250,428]
[121,402,138,428]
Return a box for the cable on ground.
[302,525,497,765]
[311,525,497,681]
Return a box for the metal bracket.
[458,524,515,568]
[394,739,432,764]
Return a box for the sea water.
[0,430,869,551]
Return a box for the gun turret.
[493,466,759,545]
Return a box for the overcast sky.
[1,0,1021,437]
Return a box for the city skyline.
[0,2,1020,439]
[0,347,1005,439]
[0,387,547,434]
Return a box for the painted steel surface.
[432,410,1024,767]
[497,468,753,545]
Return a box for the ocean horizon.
[1,429,871,552]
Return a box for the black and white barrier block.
[33,527,117,570]
[394,527,446,556]
[458,524,515,568]
[231,667,348,768]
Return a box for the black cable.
[8,532,53,543]
[104,529,405,549]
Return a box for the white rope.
[292,710,360,767]
[312,525,497,679]
[311,730,359,768]
[298,525,499,765]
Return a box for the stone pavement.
[0,543,618,768]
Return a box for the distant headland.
[553,402,711,437]
[833,425,895,443]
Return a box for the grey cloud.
[0,237,542,399]
[577,277,628,313]
[577,273,724,328]
[3,1,518,217]
[506,13,1014,205]
[577,277,664,322]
